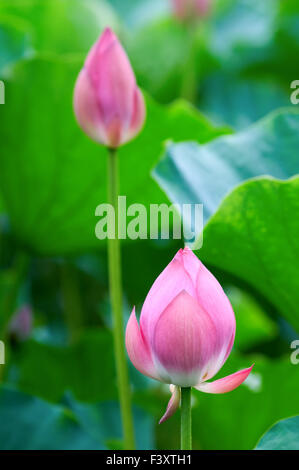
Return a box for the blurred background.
[0,0,298,450]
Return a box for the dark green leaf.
[0,387,100,450]
[16,329,117,402]
[199,177,299,332]
[154,110,299,224]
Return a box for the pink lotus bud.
[126,247,253,423]
[171,0,211,21]
[73,28,145,148]
[9,305,33,341]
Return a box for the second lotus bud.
[74,28,146,148]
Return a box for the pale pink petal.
[177,248,236,379]
[152,290,217,386]
[195,260,236,379]
[73,69,108,144]
[178,247,236,380]
[124,87,146,144]
[140,251,197,345]
[195,365,254,394]
[125,308,160,381]
[159,385,180,424]
[85,27,136,144]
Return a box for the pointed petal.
[152,290,217,386]
[196,260,236,375]
[159,385,180,424]
[85,27,136,144]
[125,308,160,381]
[124,87,146,144]
[195,365,254,394]
[73,69,108,145]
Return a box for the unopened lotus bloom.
[126,247,253,423]
[171,0,211,20]
[74,28,145,148]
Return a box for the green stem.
[181,387,192,450]
[107,147,135,450]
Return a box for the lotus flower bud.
[126,247,253,423]
[9,305,33,341]
[171,0,211,21]
[73,28,145,148]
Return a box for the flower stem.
[107,147,135,450]
[181,387,192,450]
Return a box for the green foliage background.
[0,0,298,450]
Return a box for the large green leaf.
[0,56,227,255]
[227,286,278,351]
[256,416,299,450]
[15,329,117,402]
[0,387,100,449]
[70,399,155,450]
[154,110,299,224]
[199,177,299,332]
[0,0,118,55]
[199,75,290,130]
[0,386,154,449]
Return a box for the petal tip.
[159,385,180,424]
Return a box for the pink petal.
[195,365,254,394]
[73,69,108,144]
[195,261,236,379]
[152,290,217,386]
[178,247,236,380]
[85,28,136,146]
[159,385,180,424]
[125,307,160,381]
[125,87,146,144]
[140,251,197,346]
